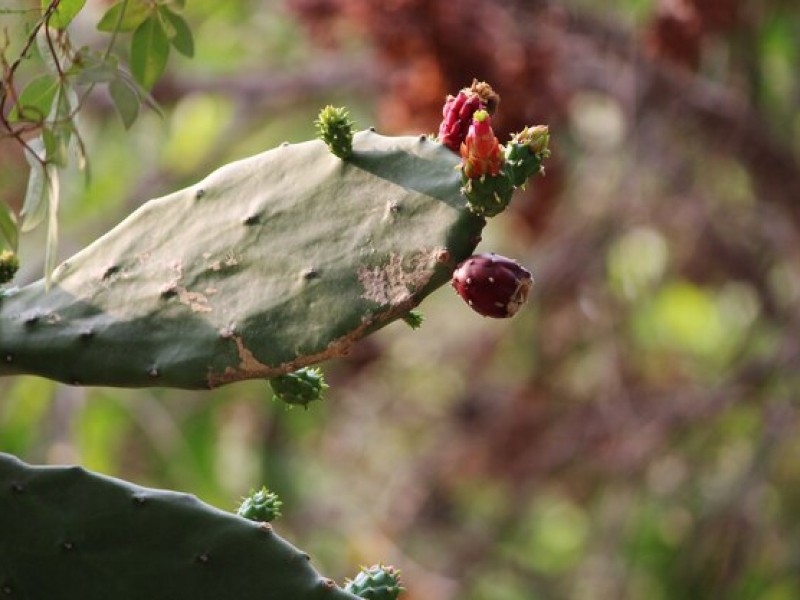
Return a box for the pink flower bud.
[438,91,483,152]
[460,110,503,179]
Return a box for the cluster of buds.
[437,81,550,219]
[435,81,546,319]
[437,79,500,152]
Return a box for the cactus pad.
[0,131,484,389]
[0,453,360,600]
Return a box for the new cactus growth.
[504,125,551,188]
[459,110,515,218]
[451,253,533,318]
[0,453,361,600]
[0,250,19,284]
[316,105,356,159]
[344,564,404,600]
[237,486,283,522]
[401,309,424,329]
[271,367,328,409]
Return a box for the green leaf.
[10,74,58,122]
[109,78,140,129]
[97,0,152,32]
[44,0,87,29]
[131,16,170,91]
[160,7,193,57]
[0,203,18,252]
[21,138,48,233]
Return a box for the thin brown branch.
[557,9,800,233]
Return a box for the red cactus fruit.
[460,110,503,179]
[438,90,484,152]
[451,253,533,318]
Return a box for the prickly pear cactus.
[0,130,484,389]
[344,564,404,600]
[0,453,360,600]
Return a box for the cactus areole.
[451,253,533,318]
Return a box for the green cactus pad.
[271,367,328,409]
[344,564,404,600]
[0,131,484,389]
[0,453,360,600]
[237,486,283,522]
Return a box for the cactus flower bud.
[451,253,533,318]
[315,105,356,160]
[0,250,20,285]
[437,90,484,152]
[270,367,328,409]
[237,486,283,523]
[344,564,404,600]
[460,110,503,179]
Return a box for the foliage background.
[1,0,800,598]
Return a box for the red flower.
[460,110,503,179]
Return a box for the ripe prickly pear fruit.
[344,564,404,600]
[270,367,328,409]
[316,105,356,159]
[237,486,283,522]
[0,250,19,284]
[451,253,533,318]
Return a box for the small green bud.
[315,105,356,160]
[344,564,404,600]
[503,125,550,188]
[402,310,424,330]
[237,486,282,523]
[0,250,20,285]
[270,367,328,409]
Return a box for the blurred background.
[2,0,800,598]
